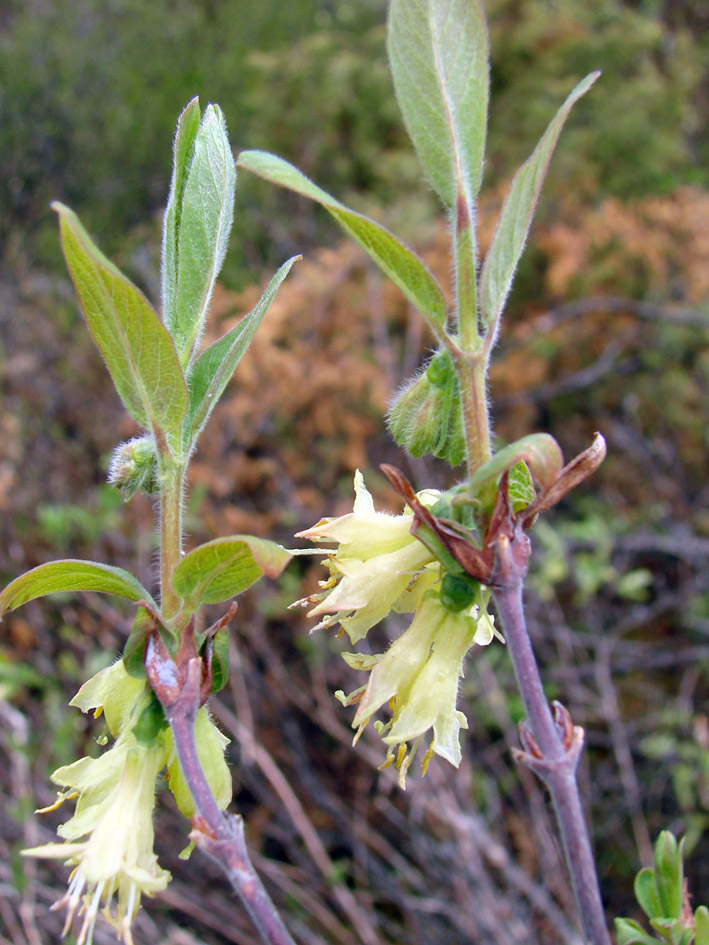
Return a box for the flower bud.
[108,436,159,499]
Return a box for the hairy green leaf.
[479,73,599,340]
[469,433,563,499]
[173,535,292,608]
[387,0,489,209]
[162,96,201,342]
[0,561,154,617]
[185,256,299,446]
[237,150,447,333]
[165,104,236,362]
[53,202,188,435]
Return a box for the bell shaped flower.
[340,590,500,786]
[24,733,170,945]
[294,470,439,642]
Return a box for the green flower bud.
[388,349,466,467]
[108,436,159,499]
[440,572,479,612]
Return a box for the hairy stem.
[456,352,492,474]
[158,457,184,622]
[492,534,611,945]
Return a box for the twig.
[492,529,612,945]
[145,635,296,945]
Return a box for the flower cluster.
[23,660,230,945]
[294,471,501,785]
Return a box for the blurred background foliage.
[0,0,708,944]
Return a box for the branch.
[145,633,296,945]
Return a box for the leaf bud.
[108,435,159,499]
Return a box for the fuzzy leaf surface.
[166,105,236,361]
[173,536,292,607]
[387,0,489,209]
[0,561,153,617]
[54,203,188,434]
[162,97,201,342]
[185,256,298,446]
[237,150,447,332]
[480,73,599,339]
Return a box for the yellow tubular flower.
[294,470,439,642]
[24,735,170,945]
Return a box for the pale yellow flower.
[294,470,439,642]
[24,735,170,945]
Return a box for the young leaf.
[185,255,299,446]
[654,831,684,920]
[209,627,230,692]
[695,906,709,945]
[237,150,448,335]
[162,96,201,339]
[173,536,292,608]
[387,0,489,210]
[53,203,188,435]
[0,561,154,617]
[635,867,663,921]
[614,918,661,945]
[468,433,563,499]
[479,72,599,343]
[165,104,237,362]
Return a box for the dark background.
[0,1,707,943]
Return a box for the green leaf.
[614,918,661,945]
[162,96,201,344]
[209,627,230,693]
[164,104,237,362]
[469,433,563,500]
[53,202,188,435]
[695,906,709,945]
[0,561,154,618]
[636,867,663,922]
[122,605,157,678]
[237,150,448,333]
[654,832,684,920]
[507,461,536,513]
[479,72,599,340]
[173,536,292,608]
[387,0,488,210]
[185,256,299,446]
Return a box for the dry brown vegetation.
[0,186,708,943]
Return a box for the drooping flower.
[339,590,500,786]
[24,733,170,945]
[293,470,439,642]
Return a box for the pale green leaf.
[166,104,237,362]
[614,918,661,945]
[635,868,663,921]
[237,150,448,333]
[387,0,489,209]
[0,561,154,617]
[162,96,201,342]
[654,832,684,920]
[469,433,563,498]
[173,536,292,607]
[53,202,188,434]
[185,256,299,446]
[480,73,599,339]
[694,906,709,945]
